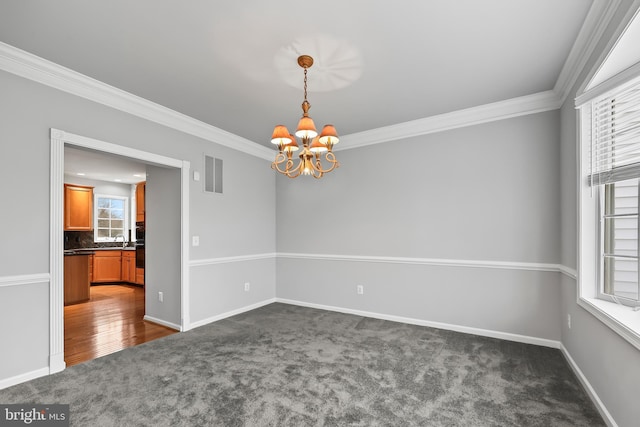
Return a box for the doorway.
[50,128,190,373]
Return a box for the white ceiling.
[0,0,594,142]
[64,146,146,184]
[0,0,597,180]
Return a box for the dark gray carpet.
[0,303,603,426]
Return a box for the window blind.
[589,78,640,186]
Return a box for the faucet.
[114,234,128,248]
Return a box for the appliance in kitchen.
[135,221,145,270]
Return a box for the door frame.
[49,128,191,374]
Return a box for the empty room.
[1,1,639,426]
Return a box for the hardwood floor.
[64,284,177,367]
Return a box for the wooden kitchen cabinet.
[64,184,94,231]
[64,254,90,305]
[135,181,146,222]
[121,251,136,283]
[92,250,122,282]
[135,268,145,286]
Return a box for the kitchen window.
[94,194,128,243]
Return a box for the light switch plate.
[192,236,199,246]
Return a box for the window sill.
[578,296,640,351]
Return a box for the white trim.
[336,91,562,151]
[0,42,273,161]
[558,265,578,280]
[181,161,191,331]
[50,128,190,371]
[55,129,184,168]
[189,253,276,267]
[0,273,49,288]
[143,315,182,331]
[188,252,573,274]
[554,0,623,104]
[276,298,561,349]
[577,297,640,352]
[560,344,618,427]
[50,130,65,375]
[578,0,640,97]
[0,367,49,391]
[277,252,565,274]
[575,61,640,106]
[188,298,277,329]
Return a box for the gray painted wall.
[277,111,562,340]
[558,1,640,426]
[0,68,276,384]
[145,165,182,326]
[278,112,561,262]
[278,258,561,340]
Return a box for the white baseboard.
[49,352,65,374]
[0,367,49,390]
[143,315,181,331]
[276,298,562,349]
[560,344,618,427]
[189,298,277,330]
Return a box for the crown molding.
[554,0,622,105]
[336,90,562,151]
[0,5,617,159]
[0,42,273,161]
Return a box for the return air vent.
[204,155,223,194]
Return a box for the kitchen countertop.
[64,251,92,256]
[64,247,136,255]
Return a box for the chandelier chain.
[303,67,308,105]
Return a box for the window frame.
[596,180,640,306]
[93,193,129,243]
[578,78,640,352]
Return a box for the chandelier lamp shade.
[271,55,340,179]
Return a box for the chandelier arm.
[271,153,294,174]
[310,152,340,174]
[272,153,306,178]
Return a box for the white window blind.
[589,78,640,186]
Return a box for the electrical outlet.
[357,285,364,295]
[567,314,571,329]
[244,282,250,292]
[158,291,164,302]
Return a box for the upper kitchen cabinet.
[136,181,146,222]
[64,184,94,231]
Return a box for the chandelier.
[271,55,340,179]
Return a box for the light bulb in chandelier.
[310,137,328,154]
[271,125,292,148]
[283,135,299,153]
[318,125,339,148]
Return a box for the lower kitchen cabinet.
[121,250,136,283]
[64,254,90,305]
[92,250,122,282]
[135,267,145,286]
